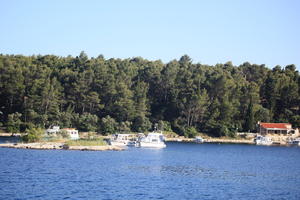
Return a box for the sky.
[0,0,300,70]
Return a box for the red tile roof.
[260,123,291,129]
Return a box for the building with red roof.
[257,122,294,135]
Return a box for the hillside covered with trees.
[0,52,299,137]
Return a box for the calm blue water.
[0,141,300,200]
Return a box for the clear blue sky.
[1,0,299,69]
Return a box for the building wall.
[66,130,79,140]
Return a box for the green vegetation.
[0,53,299,137]
[6,112,22,133]
[22,127,44,142]
[66,138,107,146]
[58,130,70,139]
[184,127,198,138]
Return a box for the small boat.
[136,131,166,148]
[254,135,273,145]
[287,137,300,145]
[194,136,205,143]
[109,134,136,146]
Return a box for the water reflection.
[127,164,264,182]
[1,142,300,200]
[0,136,20,144]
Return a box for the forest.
[0,52,299,137]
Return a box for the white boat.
[194,136,205,143]
[136,131,166,148]
[287,137,300,145]
[109,134,136,146]
[254,135,273,145]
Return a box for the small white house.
[61,128,79,140]
[45,126,60,135]
[45,126,79,140]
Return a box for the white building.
[61,128,79,140]
[45,126,60,135]
[45,126,79,140]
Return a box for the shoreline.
[1,135,297,148]
[165,137,255,144]
[165,137,300,146]
[0,133,22,137]
[0,142,124,151]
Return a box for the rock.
[62,144,69,150]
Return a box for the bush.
[205,122,236,138]
[172,118,186,136]
[7,112,22,133]
[101,115,117,135]
[184,127,198,138]
[20,122,35,132]
[118,121,132,133]
[131,116,151,132]
[22,127,44,142]
[74,113,99,132]
[158,120,172,132]
[57,130,70,139]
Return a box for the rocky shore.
[0,142,124,151]
[205,138,254,144]
[165,137,255,144]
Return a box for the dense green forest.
[0,52,299,137]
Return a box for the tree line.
[0,52,299,137]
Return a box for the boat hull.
[109,141,136,147]
[254,136,273,146]
[137,142,166,148]
[256,141,273,145]
[109,141,127,146]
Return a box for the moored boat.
[287,137,300,146]
[194,136,205,143]
[109,134,136,146]
[254,135,273,145]
[136,131,166,148]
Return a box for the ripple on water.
[0,143,300,200]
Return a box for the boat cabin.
[109,134,136,146]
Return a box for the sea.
[0,137,300,200]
